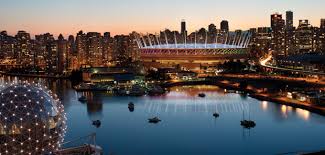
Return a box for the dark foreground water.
[2,77,325,155]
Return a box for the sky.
[0,0,324,37]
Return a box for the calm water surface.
[63,85,325,155]
[2,77,325,155]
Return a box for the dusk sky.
[1,0,325,37]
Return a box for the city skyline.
[1,0,325,37]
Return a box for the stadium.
[135,31,252,69]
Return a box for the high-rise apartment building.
[271,13,285,56]
[285,11,295,55]
[220,20,229,32]
[295,20,314,53]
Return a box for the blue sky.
[0,0,324,37]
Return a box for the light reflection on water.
[1,77,325,155]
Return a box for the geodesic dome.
[0,82,66,154]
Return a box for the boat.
[148,117,161,123]
[240,120,256,129]
[240,110,256,129]
[78,96,87,103]
[128,102,135,112]
[92,120,101,128]
[213,113,220,118]
[198,93,206,98]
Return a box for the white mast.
[205,30,208,48]
[224,32,228,48]
[141,34,148,47]
[174,32,178,48]
[195,31,197,48]
[147,33,153,47]
[237,33,242,46]
[215,33,218,48]
[232,33,237,46]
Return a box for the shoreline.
[163,80,325,116]
[2,73,324,116]
[249,93,325,116]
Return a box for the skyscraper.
[208,24,217,34]
[285,11,295,55]
[76,30,87,67]
[86,32,103,67]
[15,31,31,64]
[57,34,67,73]
[271,13,285,55]
[286,11,293,30]
[220,20,229,32]
[295,20,314,53]
[320,19,325,53]
[181,20,187,35]
[321,19,325,30]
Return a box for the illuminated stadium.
[135,31,252,66]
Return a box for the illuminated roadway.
[259,54,325,76]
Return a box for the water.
[63,85,325,155]
[2,77,325,155]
